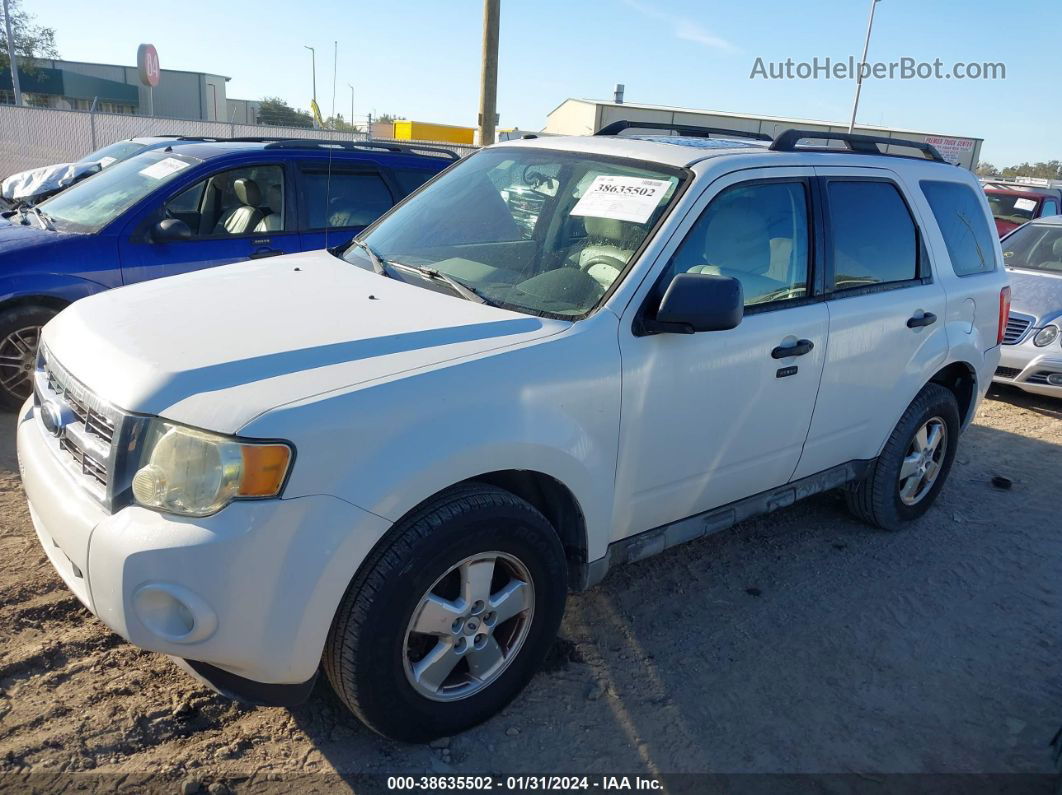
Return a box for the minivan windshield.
[1001,222,1062,273]
[39,150,199,233]
[344,148,684,317]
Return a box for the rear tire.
[0,305,56,411]
[323,483,567,742]
[845,383,960,531]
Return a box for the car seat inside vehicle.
[578,217,638,289]
[214,177,271,235]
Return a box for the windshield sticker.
[1014,198,1037,213]
[570,175,672,224]
[138,157,190,180]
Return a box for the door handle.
[771,339,815,359]
[250,248,283,259]
[906,312,937,328]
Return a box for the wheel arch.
[928,359,978,428]
[0,294,71,315]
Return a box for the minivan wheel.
[0,305,56,411]
[323,483,567,742]
[845,383,960,531]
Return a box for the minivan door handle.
[906,311,937,328]
[771,339,815,359]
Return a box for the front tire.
[323,484,567,742]
[0,305,56,411]
[845,383,960,531]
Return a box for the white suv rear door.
[614,167,828,539]
[792,166,949,479]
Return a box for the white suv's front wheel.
[845,382,961,531]
[324,484,567,742]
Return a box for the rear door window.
[299,167,395,230]
[920,180,997,276]
[826,180,919,290]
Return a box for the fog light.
[1033,325,1059,347]
[1047,374,1062,386]
[132,583,217,644]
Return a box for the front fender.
[241,318,622,562]
[0,271,114,308]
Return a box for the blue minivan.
[0,139,456,407]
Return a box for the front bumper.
[993,344,1062,399]
[17,399,392,694]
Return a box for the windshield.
[345,148,684,317]
[986,192,1040,225]
[78,140,148,166]
[1002,223,1062,273]
[39,150,199,233]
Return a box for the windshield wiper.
[397,264,492,305]
[30,206,56,231]
[349,239,389,277]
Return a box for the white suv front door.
[614,168,828,540]
[792,167,949,479]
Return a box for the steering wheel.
[579,253,627,274]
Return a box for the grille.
[994,366,1022,379]
[1003,314,1033,345]
[34,350,122,501]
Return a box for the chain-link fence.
[0,104,478,177]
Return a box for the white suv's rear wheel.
[845,383,960,530]
[324,484,567,742]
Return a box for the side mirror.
[151,218,191,242]
[639,273,743,335]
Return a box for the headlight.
[1033,324,1059,347]
[131,419,292,517]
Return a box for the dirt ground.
[0,385,1060,792]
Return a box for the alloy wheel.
[403,551,535,702]
[898,416,948,506]
[0,325,40,403]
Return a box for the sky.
[38,0,1060,167]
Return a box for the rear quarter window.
[920,181,997,276]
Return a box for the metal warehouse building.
[544,98,984,170]
[0,59,261,124]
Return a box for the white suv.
[17,125,1008,741]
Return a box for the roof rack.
[595,120,772,142]
[256,138,460,161]
[769,128,947,163]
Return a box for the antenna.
[324,40,338,250]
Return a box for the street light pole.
[2,0,22,107]
[347,83,354,135]
[304,44,316,105]
[848,0,882,134]
[477,0,500,146]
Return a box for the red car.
[984,186,1062,237]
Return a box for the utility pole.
[2,0,22,107]
[848,0,882,134]
[477,0,500,146]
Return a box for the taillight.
[997,286,1012,345]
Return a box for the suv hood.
[43,249,567,432]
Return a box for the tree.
[374,113,405,124]
[256,96,313,129]
[0,0,58,72]
[1000,161,1062,181]
[324,113,360,132]
[975,161,1000,178]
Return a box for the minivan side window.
[164,165,286,237]
[663,180,811,308]
[299,167,394,230]
[826,180,918,290]
[920,180,997,276]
